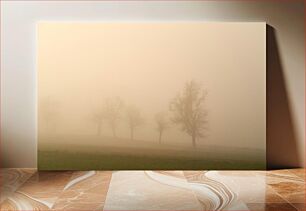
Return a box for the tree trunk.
[159,132,162,144]
[112,126,116,138]
[97,122,102,136]
[192,134,196,148]
[130,127,134,140]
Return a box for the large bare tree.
[126,105,144,141]
[169,80,208,148]
[154,112,169,144]
[92,108,104,136]
[102,97,124,138]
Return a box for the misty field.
[38,23,266,170]
[38,135,265,170]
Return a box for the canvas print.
[38,22,266,170]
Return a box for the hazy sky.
[38,22,266,149]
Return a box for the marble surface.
[0,169,304,210]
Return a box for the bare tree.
[126,106,144,141]
[103,97,124,138]
[169,80,208,148]
[40,97,60,134]
[92,109,104,136]
[155,112,169,144]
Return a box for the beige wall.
[1,1,304,168]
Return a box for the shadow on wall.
[267,25,299,169]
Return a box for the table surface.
[0,168,305,210]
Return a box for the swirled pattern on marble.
[0,168,304,210]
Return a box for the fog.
[38,22,266,151]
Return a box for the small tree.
[126,106,144,141]
[40,97,60,134]
[155,112,169,144]
[92,109,104,136]
[103,97,124,138]
[169,80,208,148]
